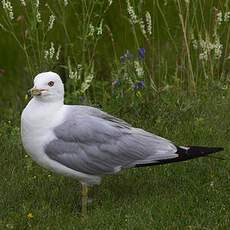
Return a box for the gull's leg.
[81,183,88,217]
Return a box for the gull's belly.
[21,124,56,168]
[21,101,64,169]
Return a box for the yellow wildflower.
[27,212,33,219]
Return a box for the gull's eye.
[48,81,54,87]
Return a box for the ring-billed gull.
[21,72,223,215]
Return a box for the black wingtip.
[178,146,224,157]
[162,145,224,163]
[135,146,224,168]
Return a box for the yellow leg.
[81,183,88,217]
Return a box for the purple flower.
[120,55,126,64]
[112,79,121,87]
[120,50,133,63]
[132,80,145,90]
[138,48,145,60]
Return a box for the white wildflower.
[216,11,222,25]
[2,0,14,20]
[139,19,146,35]
[64,0,68,6]
[34,0,41,23]
[56,45,61,60]
[97,20,103,36]
[192,39,198,50]
[49,42,55,59]
[199,38,213,52]
[199,51,208,61]
[69,70,78,80]
[198,38,211,61]
[81,71,94,93]
[36,11,41,23]
[213,38,223,59]
[44,42,56,60]
[134,60,144,77]
[145,11,152,35]
[35,0,39,8]
[126,0,138,24]
[48,14,56,31]
[68,63,82,80]
[108,0,112,6]
[44,50,49,59]
[88,23,95,36]
[197,35,223,61]
[20,0,26,6]
[224,12,230,22]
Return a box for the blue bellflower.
[138,48,145,60]
[132,80,145,90]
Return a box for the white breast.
[21,99,65,167]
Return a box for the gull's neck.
[22,97,64,129]
[30,97,64,112]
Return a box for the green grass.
[1,87,230,229]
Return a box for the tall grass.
[0,0,230,114]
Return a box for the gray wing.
[45,106,178,175]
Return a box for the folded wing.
[45,106,178,175]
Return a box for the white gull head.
[31,71,64,103]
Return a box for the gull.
[21,72,223,215]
